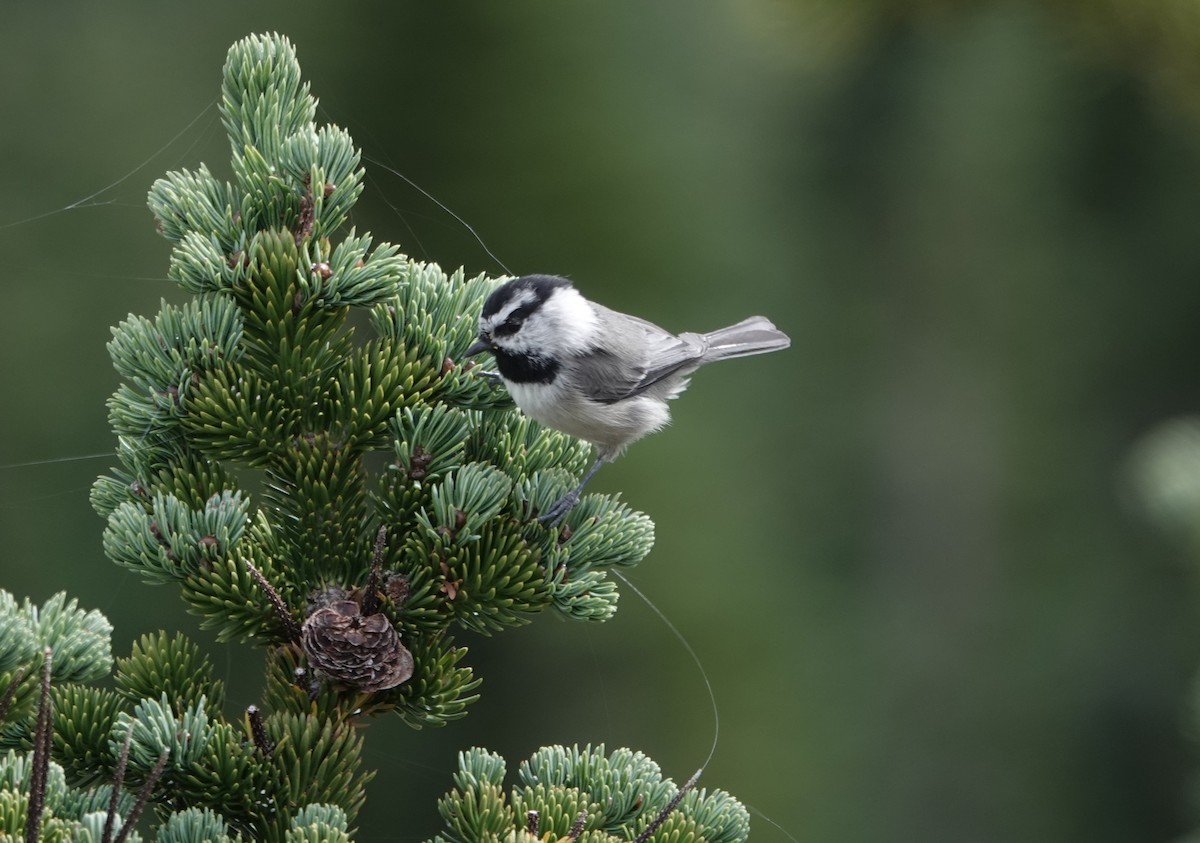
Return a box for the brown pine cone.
[301,599,413,692]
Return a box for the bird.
[463,274,790,524]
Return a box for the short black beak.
[464,336,493,358]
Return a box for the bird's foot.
[537,491,581,526]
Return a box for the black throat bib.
[492,349,560,385]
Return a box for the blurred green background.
[4,1,1200,840]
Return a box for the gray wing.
[571,307,706,404]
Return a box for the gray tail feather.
[698,316,790,361]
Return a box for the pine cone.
[301,599,414,692]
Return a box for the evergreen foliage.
[1,32,750,843]
[427,745,750,843]
[0,593,112,747]
[93,33,655,680]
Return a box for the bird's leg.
[537,456,607,525]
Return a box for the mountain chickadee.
[464,274,790,523]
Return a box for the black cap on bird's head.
[480,275,572,321]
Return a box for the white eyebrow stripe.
[488,289,537,327]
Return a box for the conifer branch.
[634,768,702,843]
[0,31,752,843]
[114,747,170,843]
[247,704,275,756]
[24,648,53,843]
[360,526,388,617]
[102,728,134,843]
[245,558,302,643]
[567,810,588,840]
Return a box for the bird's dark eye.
[493,320,520,337]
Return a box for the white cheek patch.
[539,288,598,354]
[502,319,553,356]
[488,287,599,359]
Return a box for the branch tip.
[247,704,275,756]
[361,525,388,616]
[101,728,133,843]
[25,649,54,843]
[114,747,170,843]
[633,768,702,843]
[567,810,588,840]
[245,559,302,643]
